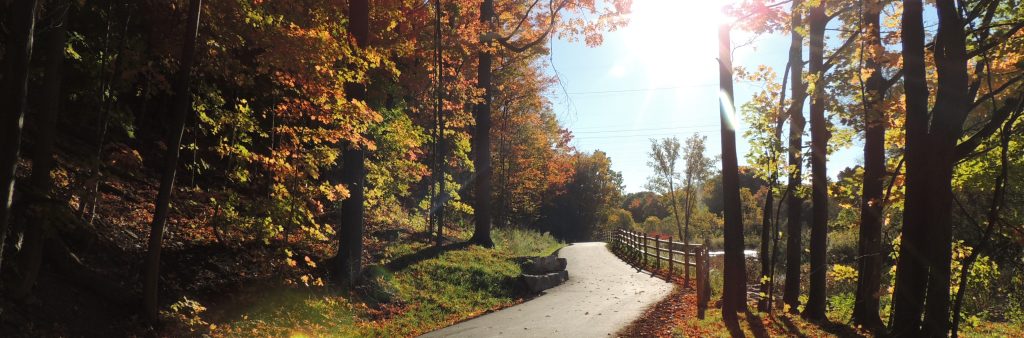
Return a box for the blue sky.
[543,0,861,193]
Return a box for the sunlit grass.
[211,228,564,337]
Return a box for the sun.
[618,0,726,87]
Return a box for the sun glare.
[618,0,723,87]
[606,0,732,127]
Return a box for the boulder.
[521,270,569,293]
[521,255,568,275]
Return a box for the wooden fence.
[611,228,711,318]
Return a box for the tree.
[489,48,570,230]
[951,111,1020,337]
[13,0,72,298]
[802,0,829,321]
[469,0,631,247]
[647,137,685,241]
[470,0,497,248]
[543,151,623,242]
[336,0,371,286]
[737,64,788,313]
[851,0,896,329]
[718,22,747,319]
[891,0,1006,335]
[681,134,716,246]
[783,0,808,314]
[681,134,715,287]
[890,2,933,334]
[622,191,669,223]
[143,0,202,321]
[0,0,40,272]
[920,1,969,334]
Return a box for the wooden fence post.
[626,231,634,262]
[700,238,711,318]
[696,244,705,319]
[684,244,691,288]
[641,233,646,267]
[668,236,674,279]
[655,236,661,271]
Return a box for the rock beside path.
[520,255,569,292]
[520,255,568,275]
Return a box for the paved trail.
[420,242,673,338]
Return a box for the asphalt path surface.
[420,242,673,337]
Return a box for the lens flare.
[718,89,738,132]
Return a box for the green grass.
[210,228,564,337]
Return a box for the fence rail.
[610,228,711,318]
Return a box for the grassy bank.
[206,228,563,337]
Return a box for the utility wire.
[559,80,760,96]
[572,124,719,134]
[573,129,721,140]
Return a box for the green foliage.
[951,241,1001,320]
[541,150,624,242]
[365,106,428,228]
[738,65,786,184]
[162,297,210,333]
[827,227,860,265]
[621,191,669,223]
[827,264,858,295]
[827,292,856,323]
[605,208,638,233]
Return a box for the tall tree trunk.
[758,185,774,312]
[683,183,693,245]
[852,0,886,329]
[718,23,747,319]
[432,0,447,248]
[470,0,496,248]
[337,0,370,285]
[435,115,447,248]
[890,0,930,335]
[761,61,790,313]
[783,0,806,314]
[0,0,40,272]
[13,0,71,298]
[802,0,828,321]
[922,1,969,336]
[142,0,202,321]
[683,184,694,287]
[668,179,683,240]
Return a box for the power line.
[572,124,718,134]
[572,129,720,140]
[566,84,718,95]
[559,80,760,96]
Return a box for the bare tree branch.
[823,31,861,73]
[955,93,1024,161]
[496,0,568,53]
